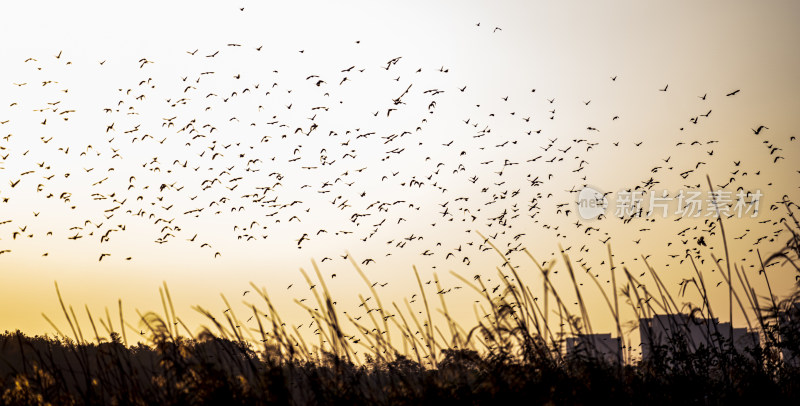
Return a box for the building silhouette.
[777,301,800,366]
[565,333,622,364]
[639,313,759,360]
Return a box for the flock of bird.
[0,31,796,314]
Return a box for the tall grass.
[1,203,800,404]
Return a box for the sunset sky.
[1,0,799,353]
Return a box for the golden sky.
[1,0,799,352]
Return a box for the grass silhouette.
[2,199,800,404]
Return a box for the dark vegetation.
[2,199,800,405]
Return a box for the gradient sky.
[1,1,799,355]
